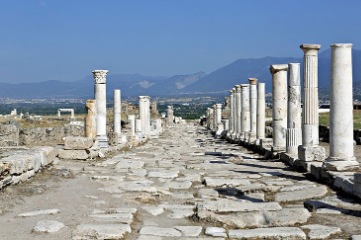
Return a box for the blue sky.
[1,0,361,83]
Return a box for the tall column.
[85,99,97,138]
[216,103,223,135]
[128,114,135,137]
[286,63,302,156]
[228,90,234,136]
[256,83,265,142]
[139,96,150,136]
[298,44,325,161]
[114,89,121,143]
[323,43,359,171]
[270,64,288,152]
[241,84,250,141]
[213,104,217,132]
[209,108,214,130]
[92,70,109,148]
[145,96,151,134]
[235,85,242,139]
[167,106,174,127]
[249,78,257,142]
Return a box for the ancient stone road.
[1,122,361,239]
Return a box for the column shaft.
[256,83,265,140]
[241,84,250,140]
[114,89,121,137]
[249,78,257,142]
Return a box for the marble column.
[213,104,217,132]
[270,64,288,152]
[235,85,242,139]
[249,78,257,142]
[241,84,250,141]
[216,103,223,135]
[128,114,135,137]
[323,43,359,171]
[113,89,121,143]
[85,99,97,138]
[298,44,326,161]
[139,96,151,136]
[92,70,109,148]
[256,83,266,142]
[209,108,214,130]
[167,106,174,127]
[223,119,229,131]
[286,63,302,156]
[228,90,234,136]
[135,119,142,133]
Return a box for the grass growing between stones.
[319,110,361,129]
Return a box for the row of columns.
[207,43,358,172]
[87,70,162,149]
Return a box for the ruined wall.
[19,125,84,146]
[0,123,19,147]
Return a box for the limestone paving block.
[18,209,60,217]
[73,223,131,240]
[205,227,227,237]
[274,185,328,202]
[89,212,133,224]
[229,227,306,239]
[115,160,145,169]
[147,170,179,179]
[199,198,282,213]
[203,177,251,187]
[301,224,342,239]
[33,220,65,233]
[57,149,88,160]
[139,226,182,237]
[196,188,219,198]
[174,226,202,237]
[142,206,164,216]
[64,136,94,150]
[164,180,192,190]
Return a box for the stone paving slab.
[228,227,307,239]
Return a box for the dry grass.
[319,110,361,129]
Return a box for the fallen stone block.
[64,136,94,150]
[57,149,88,160]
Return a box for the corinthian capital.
[92,70,109,84]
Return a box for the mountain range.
[1,48,361,99]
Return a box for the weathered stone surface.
[274,185,328,202]
[142,206,164,216]
[205,227,227,237]
[64,136,94,150]
[196,188,219,198]
[175,226,202,237]
[115,160,145,169]
[229,227,306,239]
[148,170,179,179]
[73,224,131,239]
[89,212,133,224]
[57,149,88,160]
[301,224,341,239]
[18,209,60,217]
[139,226,182,237]
[203,177,251,187]
[33,220,65,233]
[198,199,282,213]
[164,180,192,190]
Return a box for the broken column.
[113,89,122,143]
[270,64,288,152]
[85,99,97,138]
[128,114,135,137]
[298,44,325,161]
[92,70,109,148]
[286,63,302,156]
[249,78,257,142]
[323,43,359,171]
[256,82,265,143]
[235,85,242,139]
[167,106,174,127]
[240,84,250,141]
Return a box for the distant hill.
[1,48,361,98]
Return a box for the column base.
[272,146,286,153]
[298,145,325,162]
[96,135,109,148]
[248,133,256,143]
[322,157,359,171]
[286,146,299,157]
[260,138,273,148]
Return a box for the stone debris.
[33,220,65,233]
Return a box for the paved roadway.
[0,122,361,239]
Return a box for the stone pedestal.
[113,89,122,144]
[270,64,288,152]
[286,63,302,156]
[256,82,265,142]
[240,84,250,141]
[85,99,97,138]
[248,78,257,142]
[323,43,359,171]
[298,44,325,161]
[92,70,109,148]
